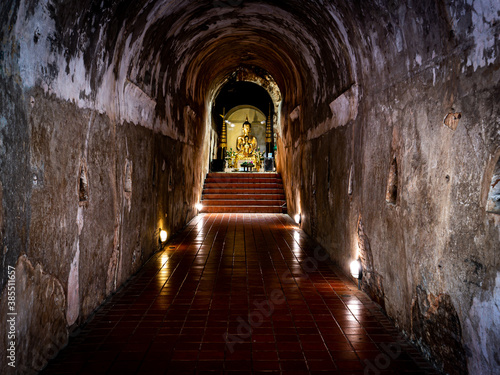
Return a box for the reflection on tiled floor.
[41,214,438,375]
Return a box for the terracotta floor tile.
[335,360,365,371]
[253,360,281,371]
[326,341,354,351]
[253,350,279,361]
[279,350,305,359]
[196,360,224,371]
[166,361,197,371]
[280,360,309,371]
[41,214,437,375]
[307,359,336,371]
[277,341,302,351]
[252,342,277,351]
[224,360,252,370]
[301,341,328,351]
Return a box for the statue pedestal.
[237,157,255,171]
[237,157,253,166]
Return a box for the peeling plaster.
[307,84,359,140]
[415,53,422,66]
[464,273,500,374]
[122,80,156,129]
[66,240,79,326]
[290,106,300,121]
[467,0,499,71]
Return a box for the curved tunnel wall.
[0,0,499,373]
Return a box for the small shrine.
[211,101,275,173]
[226,116,263,171]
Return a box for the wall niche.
[385,156,398,205]
[348,164,354,196]
[124,159,133,193]
[78,161,89,206]
[486,157,500,214]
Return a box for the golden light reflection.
[347,304,363,311]
[156,277,168,289]
[157,254,171,288]
[160,254,169,266]
[293,230,300,242]
[197,219,205,231]
[291,241,302,255]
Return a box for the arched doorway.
[210,81,277,172]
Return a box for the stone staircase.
[200,172,287,213]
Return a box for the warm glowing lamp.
[159,230,167,243]
[294,213,301,225]
[196,203,203,211]
[350,259,361,279]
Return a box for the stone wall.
[0,83,204,375]
[0,1,207,373]
[277,1,500,374]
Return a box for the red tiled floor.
[41,214,439,375]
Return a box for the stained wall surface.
[0,1,498,374]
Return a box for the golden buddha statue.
[236,117,258,157]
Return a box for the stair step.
[200,206,285,213]
[205,177,281,184]
[200,173,287,214]
[203,194,286,200]
[202,200,285,206]
[208,172,278,178]
[204,183,283,189]
[203,188,284,194]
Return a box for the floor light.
[294,213,301,225]
[350,259,362,289]
[159,229,168,243]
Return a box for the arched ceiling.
[119,0,356,112]
[6,0,466,138]
[34,0,358,127]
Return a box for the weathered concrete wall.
[0,1,206,373]
[0,83,203,375]
[277,1,500,374]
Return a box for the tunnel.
[0,0,499,374]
